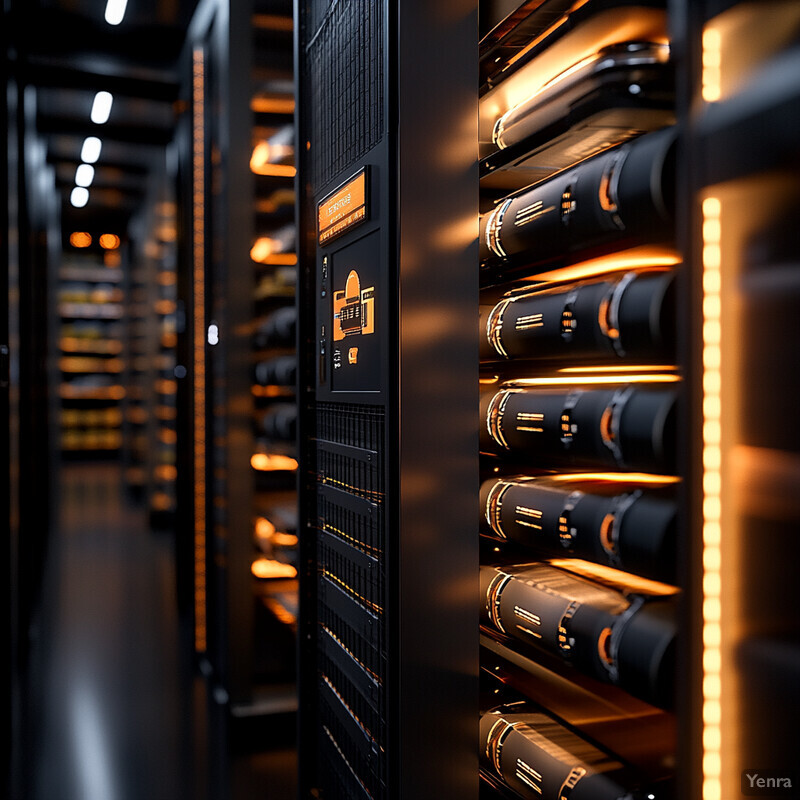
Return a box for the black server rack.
[295,2,479,799]
[177,0,256,711]
[298,3,800,800]
[176,5,299,793]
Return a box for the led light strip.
[701,196,723,800]
[192,48,208,653]
[702,27,722,103]
[506,373,681,387]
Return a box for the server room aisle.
[23,461,203,800]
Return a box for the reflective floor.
[24,462,199,800]
[21,461,296,800]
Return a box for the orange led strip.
[702,196,722,800]
[192,47,207,654]
[702,27,722,103]
[506,373,680,387]
[322,522,381,557]
[323,569,383,615]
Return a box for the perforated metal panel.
[303,0,384,192]
[315,402,387,800]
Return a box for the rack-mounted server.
[296,2,478,799]
[481,701,672,800]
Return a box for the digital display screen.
[330,230,380,393]
[318,169,368,245]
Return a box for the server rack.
[57,245,125,457]
[296,2,479,799]
[298,2,800,800]
[125,158,180,521]
[176,5,299,790]
[177,0,257,710]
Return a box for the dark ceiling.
[11,0,201,235]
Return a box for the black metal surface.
[315,402,387,800]
[297,3,478,799]
[303,0,384,193]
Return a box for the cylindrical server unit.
[481,477,677,582]
[481,562,677,708]
[481,703,671,800]
[480,270,676,364]
[480,384,678,473]
[479,127,676,271]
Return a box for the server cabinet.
[677,2,800,797]
[178,0,256,707]
[176,6,300,788]
[295,2,479,799]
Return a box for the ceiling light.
[81,136,102,163]
[104,0,128,26]
[75,164,95,187]
[70,187,89,208]
[91,91,113,124]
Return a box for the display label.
[318,169,368,245]
[330,231,380,393]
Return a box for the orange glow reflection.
[546,472,680,485]
[251,384,294,398]
[251,453,298,472]
[251,162,296,178]
[70,231,92,248]
[263,596,297,626]
[255,517,277,538]
[155,465,178,481]
[99,233,120,250]
[250,236,297,265]
[251,95,295,115]
[519,246,680,285]
[155,299,177,315]
[250,237,277,262]
[506,373,680,387]
[251,558,297,579]
[251,140,293,167]
[252,14,293,31]
[558,365,678,374]
[548,558,679,596]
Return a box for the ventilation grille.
[304,0,384,193]
[316,402,386,800]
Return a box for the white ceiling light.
[104,0,129,26]
[71,187,89,208]
[91,91,113,124]
[81,137,102,164]
[75,164,95,188]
